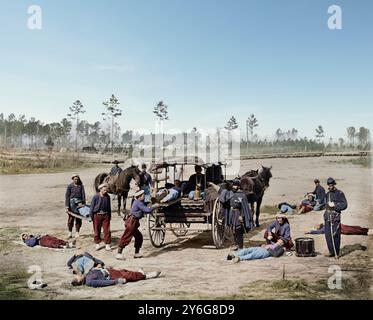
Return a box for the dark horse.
[94,166,142,215]
[240,166,272,227]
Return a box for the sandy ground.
[0,156,372,299]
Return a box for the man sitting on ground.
[264,213,294,250]
[313,179,326,211]
[22,233,76,249]
[298,193,316,214]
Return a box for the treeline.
[0,112,370,154]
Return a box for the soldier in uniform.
[219,179,253,250]
[323,177,348,258]
[110,160,122,176]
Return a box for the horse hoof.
[255,223,260,228]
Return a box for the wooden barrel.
[295,237,315,257]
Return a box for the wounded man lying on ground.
[306,223,369,236]
[227,243,285,263]
[21,233,76,249]
[70,258,161,287]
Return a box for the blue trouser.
[234,247,270,261]
[188,190,205,200]
[324,211,341,256]
[314,200,326,211]
[280,204,294,214]
[141,186,151,203]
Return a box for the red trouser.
[108,268,145,282]
[264,230,294,250]
[93,214,111,244]
[341,224,369,235]
[67,214,82,232]
[40,235,67,248]
[118,216,143,251]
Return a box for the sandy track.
[0,156,372,299]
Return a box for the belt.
[97,211,108,215]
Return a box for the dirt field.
[0,156,372,299]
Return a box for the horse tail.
[94,173,108,192]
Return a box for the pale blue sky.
[0,0,372,141]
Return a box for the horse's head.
[129,165,142,186]
[259,165,272,187]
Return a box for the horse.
[240,166,272,227]
[94,165,142,215]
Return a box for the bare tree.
[102,94,122,154]
[67,100,85,152]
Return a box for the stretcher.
[67,210,92,222]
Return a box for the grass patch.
[261,205,279,215]
[0,226,22,253]
[214,273,371,300]
[0,152,94,174]
[0,265,48,300]
[330,156,371,168]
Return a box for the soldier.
[139,162,153,204]
[110,160,122,176]
[90,183,112,251]
[323,177,348,258]
[116,190,160,260]
[219,179,253,250]
[65,174,86,238]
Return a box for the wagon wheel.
[147,212,166,247]
[212,198,225,248]
[170,223,190,237]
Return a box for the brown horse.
[240,166,272,227]
[94,166,142,215]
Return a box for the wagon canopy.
[149,156,225,173]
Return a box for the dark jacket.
[85,269,117,288]
[24,235,41,247]
[110,166,122,176]
[313,185,326,203]
[325,189,348,213]
[267,220,292,244]
[131,199,156,219]
[67,252,104,269]
[65,183,86,208]
[188,173,206,191]
[219,189,253,231]
[89,193,111,219]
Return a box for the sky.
[0,0,372,141]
